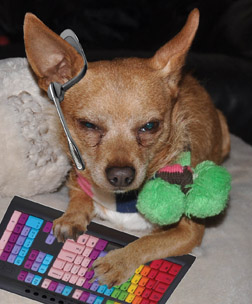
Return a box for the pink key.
[0,231,12,250]
[63,262,73,272]
[58,249,76,262]
[86,236,99,248]
[63,240,85,254]
[53,258,66,270]
[71,265,81,275]
[81,257,91,267]
[78,267,88,277]
[41,278,52,289]
[74,255,84,265]
[76,277,86,287]
[62,272,71,282]
[72,289,83,300]
[82,247,93,257]
[48,267,64,280]
[69,274,78,284]
[77,234,90,245]
[6,211,22,232]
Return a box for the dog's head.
[24,9,199,193]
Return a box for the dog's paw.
[92,248,137,288]
[53,212,90,242]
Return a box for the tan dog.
[24,9,230,287]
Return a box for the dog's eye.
[139,121,159,132]
[78,120,98,130]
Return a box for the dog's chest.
[77,173,154,232]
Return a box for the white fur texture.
[0,58,70,197]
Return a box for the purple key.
[95,239,108,251]
[17,271,28,281]
[18,213,29,225]
[87,294,97,304]
[11,244,21,255]
[85,270,94,280]
[48,281,58,291]
[79,291,90,302]
[98,251,107,258]
[9,232,19,243]
[14,224,24,234]
[36,251,46,263]
[83,281,92,289]
[43,221,53,233]
[89,260,95,268]
[4,242,14,253]
[55,283,65,294]
[89,249,100,260]
[16,235,26,246]
[21,226,31,237]
[24,259,33,269]
[25,272,34,283]
[31,261,41,271]
[7,253,17,263]
[90,280,100,291]
[45,234,56,245]
[28,249,39,261]
[0,251,9,261]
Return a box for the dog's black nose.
[106,166,135,187]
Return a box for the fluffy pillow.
[0,58,70,197]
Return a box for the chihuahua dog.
[24,9,230,287]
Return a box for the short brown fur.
[24,9,230,287]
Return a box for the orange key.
[132,296,143,304]
[140,266,151,276]
[134,286,145,296]
[138,276,149,287]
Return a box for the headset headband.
[47,29,87,170]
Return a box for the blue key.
[38,263,48,274]
[26,216,43,230]
[97,285,107,294]
[43,254,53,265]
[62,286,72,296]
[19,246,29,257]
[14,255,24,266]
[94,296,104,304]
[31,275,42,286]
[104,287,115,296]
[23,238,34,248]
[28,228,39,239]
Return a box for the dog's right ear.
[24,13,83,92]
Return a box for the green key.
[111,288,121,299]
[118,291,128,301]
[105,301,114,304]
[120,281,131,291]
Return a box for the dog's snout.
[106,166,135,187]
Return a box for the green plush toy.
[137,152,231,226]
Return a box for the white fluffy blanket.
[0,58,251,303]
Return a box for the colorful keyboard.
[0,196,195,304]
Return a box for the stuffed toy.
[0,58,70,197]
[137,151,231,226]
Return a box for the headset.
[47,29,87,171]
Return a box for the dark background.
[1,0,252,145]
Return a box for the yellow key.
[128,284,138,294]
[125,293,136,303]
[135,265,144,274]
[131,274,142,284]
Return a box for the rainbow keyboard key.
[0,197,195,304]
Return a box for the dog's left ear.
[150,9,199,90]
[24,13,83,91]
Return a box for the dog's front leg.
[92,218,204,287]
[53,179,95,242]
